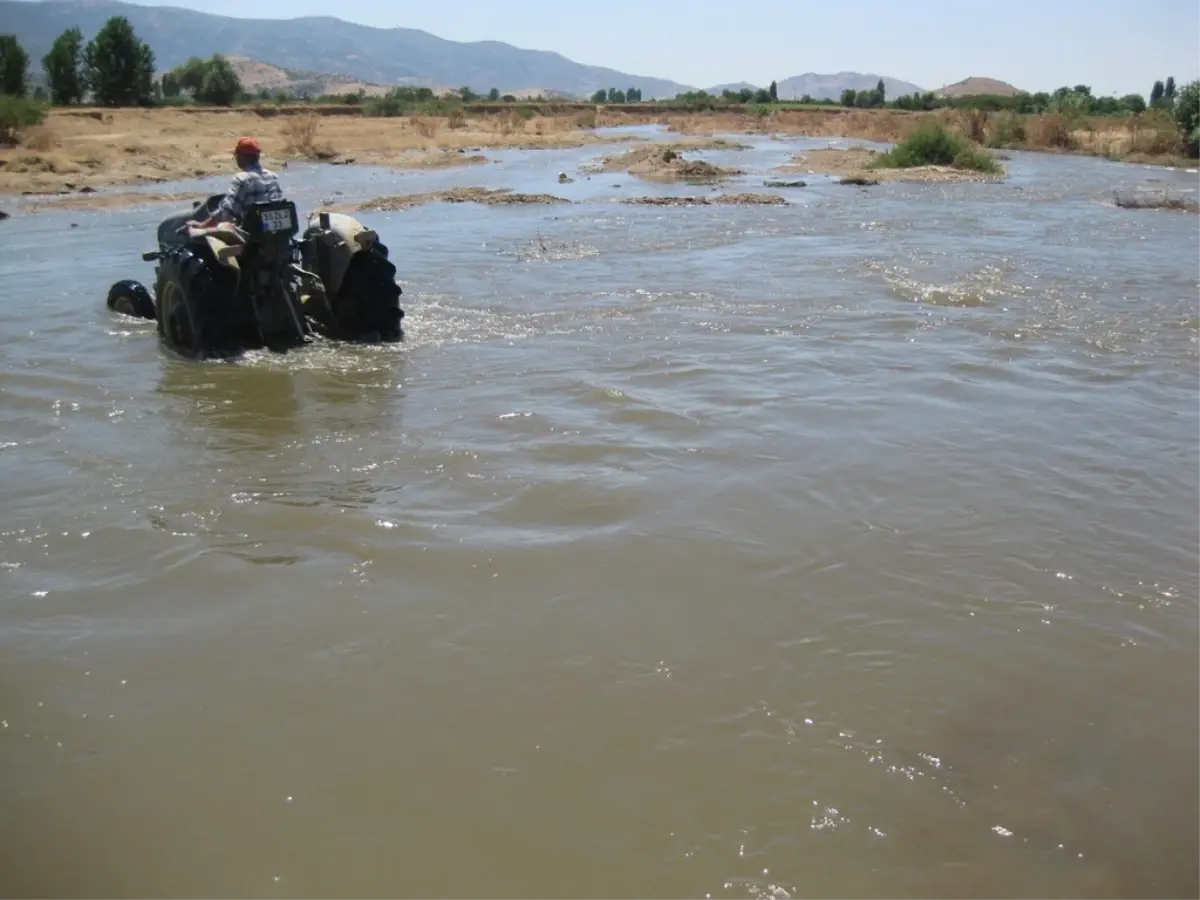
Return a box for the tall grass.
[870,120,1001,173]
[986,111,1026,148]
[22,125,58,151]
[1024,114,1074,149]
[281,113,336,159]
[412,117,440,139]
[1126,111,1183,156]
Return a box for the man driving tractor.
[188,136,283,230]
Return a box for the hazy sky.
[64,0,1200,95]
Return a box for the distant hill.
[226,58,394,98]
[706,81,761,95]
[0,0,695,98]
[775,72,925,101]
[935,76,1023,97]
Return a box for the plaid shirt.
[216,162,283,223]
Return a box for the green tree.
[768,79,778,102]
[197,55,241,105]
[591,88,607,103]
[1121,93,1146,114]
[1164,76,1176,103]
[42,27,84,105]
[173,56,209,94]
[487,87,500,101]
[841,88,856,107]
[753,87,772,103]
[85,16,155,106]
[613,89,626,102]
[876,77,886,105]
[165,55,240,105]
[1150,80,1165,107]
[0,34,29,97]
[1174,80,1199,157]
[161,70,181,98]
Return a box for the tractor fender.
[307,212,381,298]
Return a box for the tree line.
[0,18,250,107]
[886,80,1184,117]
[590,87,644,103]
[2,19,155,106]
[659,77,1190,119]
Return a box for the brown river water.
[1,129,1198,898]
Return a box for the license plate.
[261,209,293,232]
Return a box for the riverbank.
[1,105,1193,200]
[0,106,629,196]
[650,107,1195,168]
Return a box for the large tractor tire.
[301,215,405,343]
[333,246,405,342]
[154,249,222,357]
[106,279,157,320]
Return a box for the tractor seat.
[187,222,248,268]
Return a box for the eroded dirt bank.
[777,147,1006,183]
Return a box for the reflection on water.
[156,357,305,450]
[0,130,1196,899]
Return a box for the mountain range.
[1,0,693,97]
[4,0,936,101]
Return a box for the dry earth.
[583,139,750,179]
[351,187,570,212]
[340,189,792,211]
[0,107,637,198]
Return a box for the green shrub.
[951,148,997,172]
[0,93,47,145]
[870,119,1001,173]
[361,86,465,118]
[1174,80,1200,157]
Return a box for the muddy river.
[1,127,1197,898]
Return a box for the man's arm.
[189,175,243,229]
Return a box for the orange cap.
[234,136,261,155]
